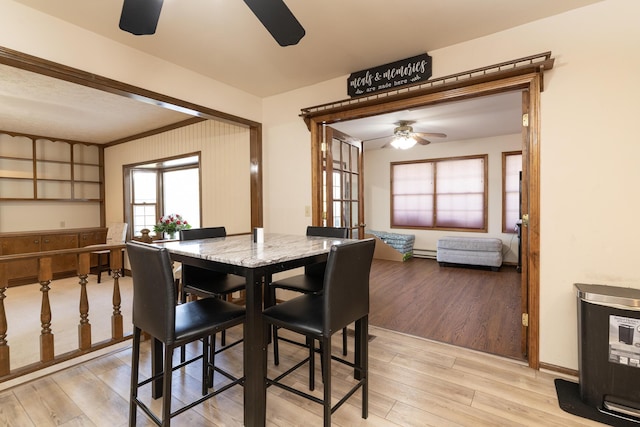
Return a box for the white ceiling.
[2,0,600,146]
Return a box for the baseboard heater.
[412,248,437,259]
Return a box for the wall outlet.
[304,206,311,217]
[60,221,65,228]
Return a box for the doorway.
[302,67,544,368]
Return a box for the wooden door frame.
[322,126,365,238]
[306,72,542,369]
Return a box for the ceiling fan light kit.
[390,135,417,150]
[118,0,305,46]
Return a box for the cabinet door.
[79,230,107,268]
[0,236,40,282]
[41,233,78,274]
[79,230,107,246]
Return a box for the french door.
[321,126,364,238]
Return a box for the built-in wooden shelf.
[0,133,103,201]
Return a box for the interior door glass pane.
[351,145,359,173]
[332,171,341,199]
[333,201,342,226]
[332,139,341,169]
[352,201,358,231]
[342,142,350,172]
[351,172,358,200]
[342,201,350,227]
[342,173,351,199]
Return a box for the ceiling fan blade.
[415,136,431,145]
[119,0,164,35]
[414,132,447,138]
[243,0,305,46]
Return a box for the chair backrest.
[306,226,349,239]
[126,241,177,344]
[180,226,226,240]
[322,238,375,335]
[180,227,227,283]
[106,223,128,244]
[305,226,349,277]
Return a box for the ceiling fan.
[119,0,305,46]
[366,121,447,149]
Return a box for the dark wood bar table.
[155,233,351,427]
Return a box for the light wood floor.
[0,265,604,426]
[0,324,604,426]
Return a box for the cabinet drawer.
[0,236,40,281]
[41,234,78,274]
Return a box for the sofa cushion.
[437,236,502,252]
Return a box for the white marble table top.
[156,233,352,269]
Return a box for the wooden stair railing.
[0,243,128,382]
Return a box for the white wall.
[365,134,522,263]
[263,0,640,370]
[3,0,640,371]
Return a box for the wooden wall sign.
[347,53,432,97]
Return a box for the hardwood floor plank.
[1,272,608,426]
[12,377,83,426]
[0,325,605,426]
[471,390,603,427]
[51,365,130,427]
[0,390,36,426]
[370,258,522,359]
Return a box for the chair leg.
[308,336,315,391]
[162,343,173,425]
[321,336,332,427]
[209,334,216,387]
[180,289,187,364]
[129,328,141,427]
[342,327,348,356]
[273,326,280,366]
[202,335,209,395]
[351,316,369,420]
[360,317,369,420]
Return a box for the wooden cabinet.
[79,230,108,247]
[0,228,107,286]
[0,236,39,284]
[79,229,108,269]
[41,233,79,274]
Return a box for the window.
[125,154,201,238]
[131,170,157,236]
[503,151,522,233]
[391,155,487,230]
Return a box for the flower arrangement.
[153,214,191,238]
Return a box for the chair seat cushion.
[270,274,323,294]
[174,298,245,343]
[263,294,324,337]
[184,274,246,296]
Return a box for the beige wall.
[0,1,262,124]
[104,120,251,234]
[2,0,640,371]
[364,133,522,263]
[262,0,640,370]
